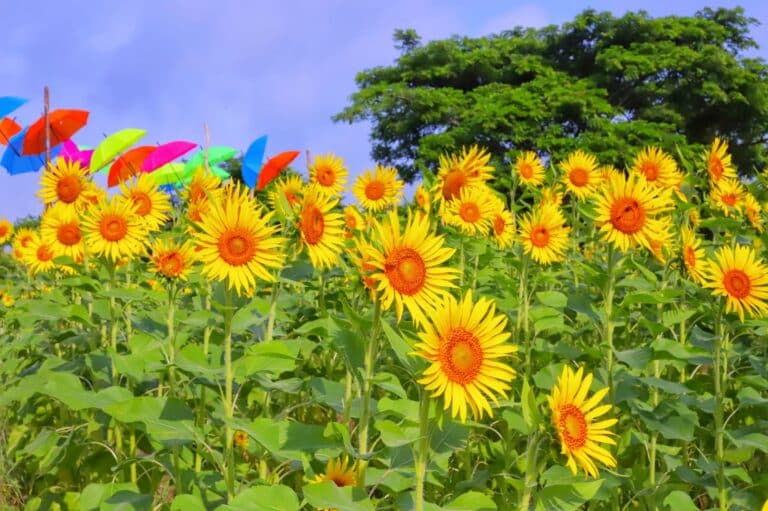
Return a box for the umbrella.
[183,146,238,175]
[0,97,27,119]
[1,127,62,175]
[256,150,300,190]
[22,109,89,155]
[108,146,154,187]
[152,161,229,187]
[141,140,197,173]
[0,118,22,145]
[90,128,147,174]
[242,135,268,189]
[59,140,94,169]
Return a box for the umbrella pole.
[44,86,51,168]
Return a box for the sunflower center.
[684,246,696,268]
[610,197,646,234]
[37,245,54,262]
[416,192,427,207]
[721,193,737,207]
[640,161,659,181]
[442,170,467,200]
[57,223,82,246]
[56,175,83,203]
[439,327,483,385]
[218,229,256,266]
[569,168,589,187]
[190,184,207,203]
[345,214,357,230]
[384,247,426,296]
[100,214,129,242]
[459,202,481,223]
[559,404,588,449]
[519,162,534,179]
[285,191,300,207]
[365,180,386,200]
[131,192,152,216]
[493,215,506,236]
[300,204,325,245]
[0,225,7,237]
[317,166,336,186]
[159,252,185,277]
[723,269,751,299]
[20,235,33,248]
[709,157,724,179]
[530,226,550,247]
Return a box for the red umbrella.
[256,150,300,190]
[22,109,89,155]
[141,140,197,173]
[0,117,22,145]
[107,145,155,187]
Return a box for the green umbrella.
[152,162,230,186]
[183,146,238,176]
[90,128,147,174]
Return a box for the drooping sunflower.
[539,186,565,207]
[308,152,348,196]
[295,186,346,269]
[120,173,172,232]
[413,184,431,212]
[192,183,287,295]
[37,157,94,210]
[442,185,495,236]
[594,172,674,253]
[11,227,37,260]
[703,244,768,321]
[548,365,618,478]
[744,193,764,232]
[630,146,683,190]
[352,165,404,212]
[343,205,365,238]
[40,202,85,261]
[413,290,517,422]
[681,226,706,284]
[560,150,600,200]
[518,203,571,264]
[435,145,494,202]
[268,174,304,215]
[365,209,460,326]
[709,178,745,217]
[148,238,196,281]
[490,207,515,249]
[514,151,546,187]
[0,218,12,245]
[706,137,737,183]
[350,238,379,300]
[183,167,223,205]
[598,165,622,183]
[646,224,675,264]
[20,236,59,275]
[80,196,148,262]
[311,456,357,487]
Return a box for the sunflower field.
[1,140,768,511]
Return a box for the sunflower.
[703,245,768,321]
[1,294,14,307]
[706,137,737,183]
[442,185,495,236]
[352,165,404,212]
[295,186,346,269]
[37,157,94,210]
[149,238,196,280]
[560,150,600,200]
[646,224,675,264]
[514,151,546,187]
[539,186,565,207]
[630,146,683,190]
[312,456,357,487]
[20,236,59,275]
[490,207,515,249]
[120,173,172,232]
[744,193,764,232]
[518,203,571,264]
[183,167,222,204]
[308,152,348,196]
[548,365,618,478]
[710,178,745,217]
[80,196,148,262]
[0,218,12,245]
[193,183,287,295]
[40,202,85,262]
[233,430,249,451]
[681,226,706,284]
[350,238,379,299]
[413,290,517,422]
[343,205,365,238]
[365,209,460,326]
[12,227,37,260]
[413,184,431,212]
[268,174,304,215]
[598,165,622,183]
[594,172,674,253]
[435,145,494,202]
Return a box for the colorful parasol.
[141,140,197,173]
[90,128,147,174]
[242,135,268,189]
[59,140,94,169]
[256,150,300,190]
[183,146,238,175]
[0,118,22,145]
[22,109,89,155]
[1,127,62,175]
[108,145,155,187]
[0,97,27,119]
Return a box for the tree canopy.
[334,7,768,183]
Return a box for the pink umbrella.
[59,140,94,169]
[141,140,197,173]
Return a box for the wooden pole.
[44,86,51,168]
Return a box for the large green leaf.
[302,481,374,511]
[216,486,300,511]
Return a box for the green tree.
[334,7,768,183]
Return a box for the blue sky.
[2,0,766,221]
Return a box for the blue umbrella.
[242,135,268,189]
[1,127,62,175]
[0,96,27,119]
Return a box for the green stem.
[357,297,381,487]
[519,431,541,510]
[196,285,213,473]
[264,281,280,342]
[714,304,728,511]
[414,393,431,511]
[167,283,178,396]
[343,369,353,426]
[604,247,616,403]
[649,360,660,489]
[470,254,480,292]
[129,429,137,483]
[223,287,236,501]
[518,253,532,380]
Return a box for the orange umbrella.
[256,150,300,190]
[107,145,155,187]
[22,109,89,155]
[0,118,22,145]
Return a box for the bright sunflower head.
[681,226,706,285]
[40,202,85,262]
[233,430,249,451]
[192,183,287,295]
[598,165,622,183]
[435,145,494,203]
[20,236,59,275]
[350,238,379,299]
[414,184,431,212]
[744,193,764,232]
[295,186,346,270]
[268,174,304,216]
[490,207,515,249]
[11,227,37,260]
[183,168,223,205]
[707,137,737,183]
[308,152,348,196]
[413,289,517,422]
[120,173,172,232]
[594,172,674,253]
[710,178,745,217]
[560,150,600,200]
[0,218,13,245]
[312,456,357,487]
[514,151,546,187]
[343,205,365,238]
[539,186,565,207]
[548,365,618,478]
[37,157,94,210]
[703,244,768,322]
[442,185,496,236]
[518,203,571,265]
[352,165,404,212]
[2,293,14,307]
[646,224,675,264]
[80,196,148,262]
[149,238,196,281]
[630,146,682,190]
[365,209,460,326]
